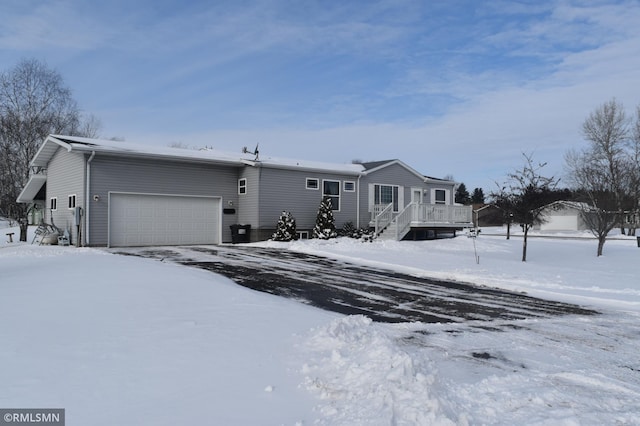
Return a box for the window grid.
[323,180,340,211]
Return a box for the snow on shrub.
[313,197,337,239]
[340,221,374,242]
[272,211,297,241]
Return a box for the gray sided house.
[18,135,472,247]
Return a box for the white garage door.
[109,193,221,247]
[540,215,578,231]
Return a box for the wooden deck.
[371,203,474,240]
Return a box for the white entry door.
[411,188,423,203]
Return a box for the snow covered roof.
[42,135,255,166]
[30,135,364,174]
[244,156,363,174]
[543,200,595,211]
[16,174,46,203]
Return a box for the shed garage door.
[540,215,578,231]
[109,193,221,247]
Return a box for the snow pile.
[0,243,335,426]
[3,224,640,424]
[302,316,456,425]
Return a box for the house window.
[306,178,319,190]
[297,231,309,240]
[344,181,355,192]
[323,180,340,211]
[435,189,447,204]
[238,178,247,195]
[68,194,76,209]
[50,197,57,211]
[374,184,399,212]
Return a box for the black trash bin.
[637,236,640,248]
[230,224,251,243]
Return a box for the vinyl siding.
[359,163,427,224]
[46,148,86,244]
[88,155,240,245]
[257,167,359,232]
[424,182,456,204]
[237,166,260,227]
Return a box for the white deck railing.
[374,203,395,236]
[371,203,473,226]
[412,204,473,224]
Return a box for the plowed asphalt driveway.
[111,245,597,323]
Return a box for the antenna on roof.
[242,144,260,161]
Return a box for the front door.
[411,188,423,204]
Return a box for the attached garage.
[108,193,221,247]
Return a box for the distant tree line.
[454,183,485,205]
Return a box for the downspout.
[356,174,361,229]
[85,151,96,246]
[257,164,262,240]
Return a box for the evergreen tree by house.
[471,188,485,204]
[455,183,471,204]
[272,211,297,241]
[313,197,337,239]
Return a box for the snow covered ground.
[1,224,639,425]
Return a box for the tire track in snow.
[110,245,598,323]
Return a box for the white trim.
[68,194,77,209]
[306,177,319,190]
[362,159,428,182]
[238,178,247,195]
[411,187,423,203]
[322,179,341,212]
[371,183,402,212]
[343,180,356,192]
[431,188,450,205]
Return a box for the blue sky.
[2,0,640,192]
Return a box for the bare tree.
[626,105,640,236]
[492,153,559,261]
[0,58,100,241]
[565,150,620,256]
[581,98,630,234]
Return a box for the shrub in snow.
[312,197,337,239]
[272,211,297,241]
[340,221,374,242]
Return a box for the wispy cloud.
[2,0,639,191]
[0,1,117,50]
